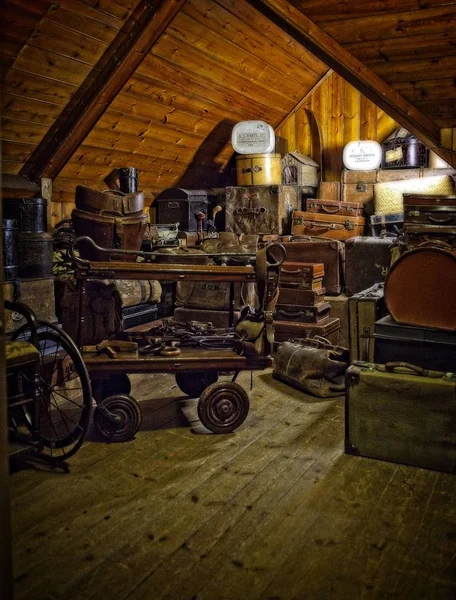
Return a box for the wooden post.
[40,178,53,232]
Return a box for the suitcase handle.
[280,267,302,275]
[383,362,428,376]
[320,205,350,214]
[277,308,305,318]
[235,206,267,215]
[242,166,263,174]
[427,215,454,224]
[294,218,347,231]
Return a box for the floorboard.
[10,370,456,600]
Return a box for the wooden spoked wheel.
[94,394,142,442]
[197,382,249,434]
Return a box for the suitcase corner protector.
[344,441,359,456]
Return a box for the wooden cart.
[71,238,283,442]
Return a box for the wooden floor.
[10,370,456,600]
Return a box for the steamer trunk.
[345,362,456,474]
[348,283,386,363]
[225,186,298,235]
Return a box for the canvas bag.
[273,336,349,397]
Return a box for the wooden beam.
[20,0,187,182]
[247,0,456,167]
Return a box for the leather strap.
[76,185,145,215]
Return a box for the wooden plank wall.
[275,71,398,182]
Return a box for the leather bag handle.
[427,215,454,224]
[320,205,344,214]
[280,267,302,275]
[277,308,304,318]
[299,219,346,231]
[383,362,428,376]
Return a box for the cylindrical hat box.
[3,197,47,233]
[2,219,18,281]
[119,167,138,193]
[236,153,281,186]
[17,232,53,278]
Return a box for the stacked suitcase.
[274,258,340,345]
[402,193,456,247]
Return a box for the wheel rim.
[11,322,92,460]
[198,383,249,433]
[95,395,141,442]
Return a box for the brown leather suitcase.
[281,238,344,295]
[318,182,340,201]
[403,194,456,207]
[384,246,456,330]
[306,198,364,217]
[404,205,456,226]
[225,185,298,235]
[278,286,326,306]
[175,281,257,311]
[280,261,324,278]
[403,225,456,247]
[72,208,147,262]
[274,317,340,346]
[280,277,324,291]
[275,302,331,323]
[291,211,365,241]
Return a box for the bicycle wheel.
[12,321,92,461]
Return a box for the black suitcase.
[374,315,456,372]
[155,188,212,232]
[344,236,395,297]
[122,304,158,330]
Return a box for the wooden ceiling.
[1,0,456,202]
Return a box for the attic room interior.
[1,0,456,598]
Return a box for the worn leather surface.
[385,247,456,330]
[273,338,349,397]
[345,236,394,296]
[75,186,144,215]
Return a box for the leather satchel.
[273,336,349,398]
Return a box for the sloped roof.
[1,0,455,202]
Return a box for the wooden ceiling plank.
[20,0,187,183]
[392,79,456,103]
[248,0,455,165]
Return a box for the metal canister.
[119,167,138,193]
[2,219,18,281]
[17,232,53,278]
[3,197,47,232]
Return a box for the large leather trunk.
[374,315,456,372]
[154,188,211,232]
[175,281,257,311]
[345,361,456,473]
[341,167,456,215]
[281,238,344,295]
[275,301,331,323]
[344,236,394,297]
[4,277,57,334]
[384,246,456,330]
[225,185,298,235]
[291,211,365,241]
[173,307,240,328]
[278,286,326,306]
[274,317,340,345]
[325,294,349,349]
[306,198,364,217]
[348,282,386,362]
[72,208,147,262]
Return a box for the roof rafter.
[20,0,187,183]
[247,0,456,166]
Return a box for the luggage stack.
[402,193,456,247]
[274,259,340,346]
[2,197,57,335]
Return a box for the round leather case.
[384,246,456,331]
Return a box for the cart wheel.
[197,382,249,434]
[91,374,131,402]
[94,394,142,442]
[175,371,219,398]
